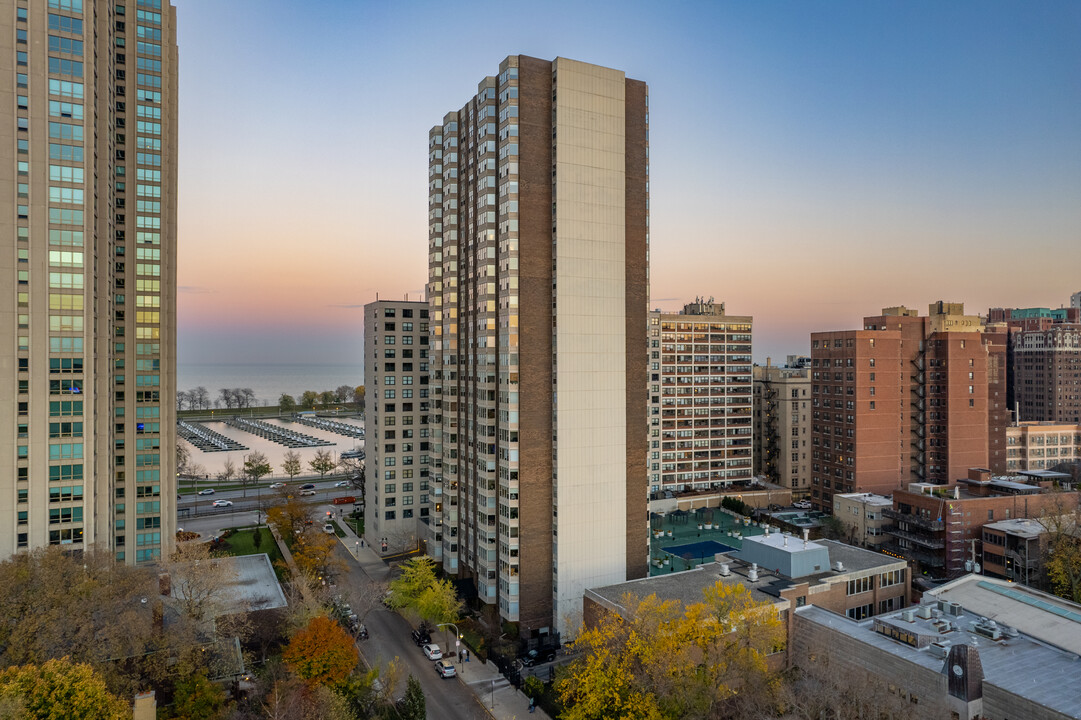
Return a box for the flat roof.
[834,493,892,506]
[927,575,1081,654]
[983,518,1047,538]
[796,602,1081,718]
[172,554,288,616]
[1018,469,1072,480]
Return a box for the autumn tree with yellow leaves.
[557,581,785,720]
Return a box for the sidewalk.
[453,653,551,720]
[332,524,551,719]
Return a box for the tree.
[162,540,239,623]
[557,581,785,720]
[243,451,273,496]
[241,388,256,408]
[168,670,228,720]
[293,529,342,585]
[301,391,319,409]
[281,450,302,480]
[1040,501,1081,603]
[279,393,297,413]
[192,386,210,410]
[177,390,188,412]
[399,675,426,720]
[387,556,463,624]
[319,390,336,407]
[352,386,365,410]
[334,385,353,404]
[177,439,192,477]
[0,658,128,720]
[266,497,313,547]
[217,457,236,484]
[282,615,358,688]
[219,388,235,409]
[309,448,336,479]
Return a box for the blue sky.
[174,0,1081,368]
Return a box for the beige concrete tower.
[428,56,648,637]
[1,0,177,563]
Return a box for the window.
[846,576,872,595]
[846,603,873,621]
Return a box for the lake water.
[177,363,363,407]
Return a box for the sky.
[175,0,1081,372]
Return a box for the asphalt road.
[177,479,357,516]
[331,544,491,720]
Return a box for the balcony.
[882,508,945,531]
[882,541,945,568]
[886,527,945,549]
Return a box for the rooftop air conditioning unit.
[834,561,845,572]
[901,609,916,622]
[948,602,963,617]
[917,605,933,620]
[719,563,731,577]
[929,641,951,659]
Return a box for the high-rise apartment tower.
[809,303,1007,512]
[428,56,648,636]
[1,0,177,563]
[363,300,432,554]
[648,299,754,494]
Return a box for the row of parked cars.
[411,625,456,678]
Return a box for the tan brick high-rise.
[428,56,648,637]
[1,0,176,563]
[810,303,1007,512]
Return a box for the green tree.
[416,578,463,625]
[168,670,228,720]
[352,386,365,410]
[300,390,319,409]
[279,393,297,413]
[399,675,426,720]
[243,451,272,486]
[283,615,358,688]
[319,390,336,407]
[308,448,336,479]
[281,450,302,480]
[252,526,263,549]
[0,658,128,720]
[387,556,463,624]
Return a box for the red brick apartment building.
[883,468,1078,580]
[989,307,1081,424]
[810,303,1008,512]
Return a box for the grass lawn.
[219,527,283,567]
[329,520,346,538]
[345,516,363,536]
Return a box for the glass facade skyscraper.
[1,0,176,563]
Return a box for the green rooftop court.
[649,507,766,576]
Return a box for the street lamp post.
[437,622,462,664]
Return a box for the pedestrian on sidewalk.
[529,696,536,713]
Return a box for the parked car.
[269,482,286,489]
[334,480,350,488]
[212,500,233,508]
[421,643,443,661]
[198,488,215,496]
[299,489,316,497]
[521,648,556,667]
[411,628,431,646]
[300,483,316,490]
[323,523,335,534]
[793,500,812,510]
[435,660,456,678]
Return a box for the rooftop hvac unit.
[748,563,759,582]
[929,641,951,659]
[948,602,963,617]
[902,609,916,622]
[834,561,845,572]
[719,563,731,577]
[917,604,933,620]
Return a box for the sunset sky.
[175,0,1081,372]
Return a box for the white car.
[212,499,233,508]
[421,643,443,661]
[794,500,812,510]
[435,660,456,678]
[198,488,215,496]
[299,489,316,497]
[323,523,335,535]
[269,482,286,489]
[334,480,350,488]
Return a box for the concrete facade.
[753,358,811,497]
[427,56,648,636]
[833,492,892,548]
[649,299,754,494]
[1006,421,1081,472]
[363,301,431,554]
[1,0,176,563]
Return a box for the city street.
[329,543,497,720]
